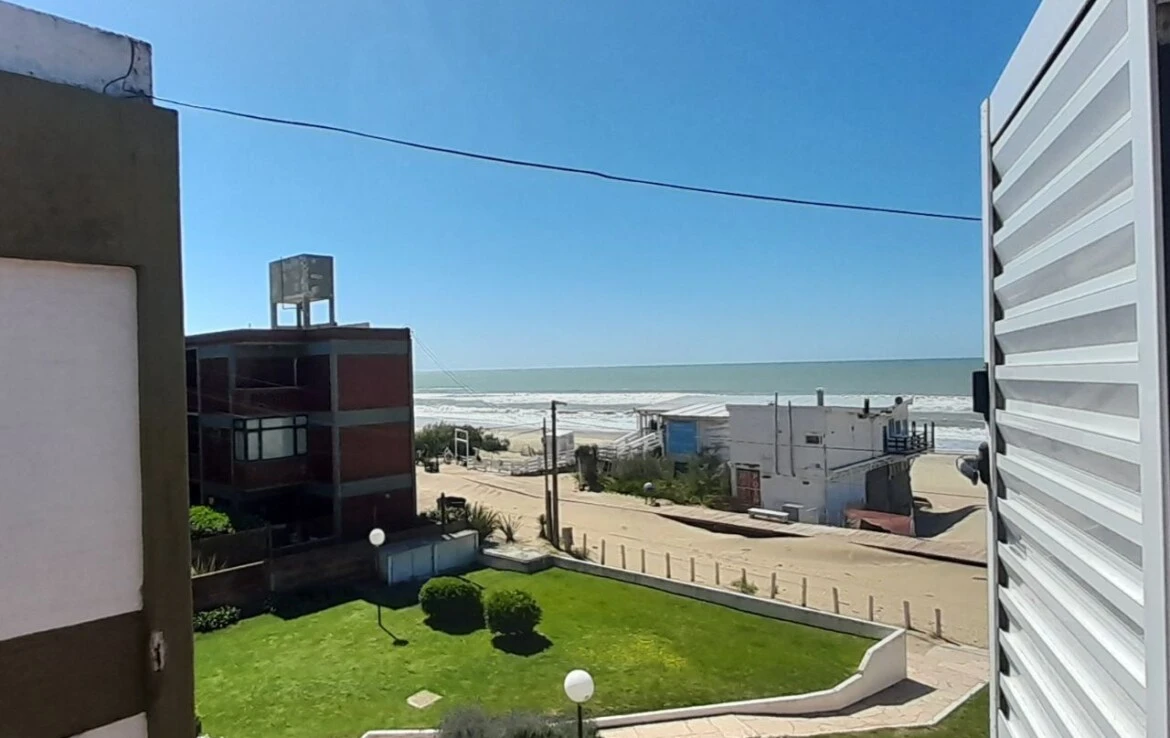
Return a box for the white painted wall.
[728,401,911,515]
[74,714,147,738]
[0,1,152,97]
[0,258,143,641]
[380,530,479,585]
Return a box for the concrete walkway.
[600,637,988,738]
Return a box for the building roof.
[636,398,729,419]
[186,325,410,346]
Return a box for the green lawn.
[196,567,872,738]
[824,688,989,738]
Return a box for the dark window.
[187,415,200,455]
[804,434,822,445]
[233,415,308,461]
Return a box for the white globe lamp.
[368,528,386,547]
[368,528,387,628]
[564,669,594,738]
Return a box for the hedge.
[419,577,483,627]
[485,589,542,636]
[189,506,234,540]
[193,605,241,633]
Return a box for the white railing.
[467,450,576,476]
[599,430,662,462]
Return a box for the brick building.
[186,326,416,541]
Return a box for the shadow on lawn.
[424,616,485,636]
[270,580,425,621]
[491,632,553,656]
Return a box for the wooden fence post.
[770,572,777,599]
[715,562,721,585]
[620,544,626,570]
[640,548,646,573]
[582,533,587,553]
[934,608,943,638]
[665,553,672,579]
[832,587,840,614]
[868,594,875,621]
[600,539,606,565]
[690,557,696,582]
[903,600,912,630]
[801,577,808,608]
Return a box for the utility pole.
[542,417,552,543]
[550,399,561,548]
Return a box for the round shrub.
[419,577,483,626]
[485,588,542,636]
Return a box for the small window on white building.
[805,434,822,445]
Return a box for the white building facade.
[727,399,930,525]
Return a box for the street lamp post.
[563,669,594,738]
[368,527,386,626]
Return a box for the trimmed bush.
[193,605,240,633]
[419,577,483,626]
[189,506,234,540]
[485,588,542,637]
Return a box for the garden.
[195,567,873,738]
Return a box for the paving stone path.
[600,637,988,738]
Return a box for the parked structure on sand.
[186,256,417,542]
[727,394,933,527]
[632,398,731,461]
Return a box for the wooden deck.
[656,506,986,567]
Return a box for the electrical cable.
[137,93,979,223]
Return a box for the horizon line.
[416,356,983,374]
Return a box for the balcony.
[883,423,935,455]
[232,385,306,415]
[233,456,310,490]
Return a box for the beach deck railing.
[468,450,576,476]
[599,430,662,463]
[882,422,935,455]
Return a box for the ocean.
[414,358,987,454]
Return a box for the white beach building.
[633,399,731,461]
[727,395,933,526]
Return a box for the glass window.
[232,415,308,462]
[261,428,295,459]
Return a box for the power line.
[140,93,979,224]
[412,334,483,397]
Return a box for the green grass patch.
[822,688,989,737]
[196,568,873,738]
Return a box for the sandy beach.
[418,452,989,647]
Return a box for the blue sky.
[28,1,1037,369]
